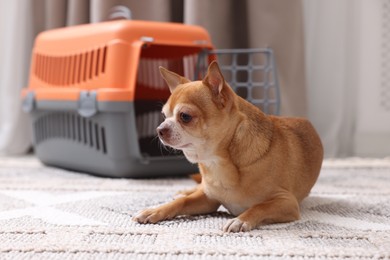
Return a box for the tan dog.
[133,61,323,232]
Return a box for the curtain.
[184,0,307,117]
[303,0,358,157]
[0,0,306,155]
[0,1,34,155]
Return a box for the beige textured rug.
[0,156,390,259]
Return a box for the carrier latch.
[78,91,97,117]
[22,91,36,113]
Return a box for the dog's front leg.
[223,193,300,232]
[133,189,220,224]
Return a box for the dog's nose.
[157,126,170,138]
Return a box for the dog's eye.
[161,112,166,119]
[180,112,192,123]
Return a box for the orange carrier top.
[22,20,214,103]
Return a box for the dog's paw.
[132,208,171,224]
[223,218,252,232]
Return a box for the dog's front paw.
[223,218,253,232]
[133,208,172,224]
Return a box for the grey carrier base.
[26,98,198,178]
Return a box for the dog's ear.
[203,61,224,95]
[202,61,231,108]
[159,67,190,93]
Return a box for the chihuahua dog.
[133,61,323,232]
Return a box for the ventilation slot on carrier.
[34,112,107,154]
[34,46,108,86]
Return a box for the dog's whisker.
[154,135,177,155]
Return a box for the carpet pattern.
[0,156,389,259]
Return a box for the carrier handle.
[107,5,132,21]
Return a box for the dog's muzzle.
[157,125,171,141]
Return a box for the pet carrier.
[22,20,280,178]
